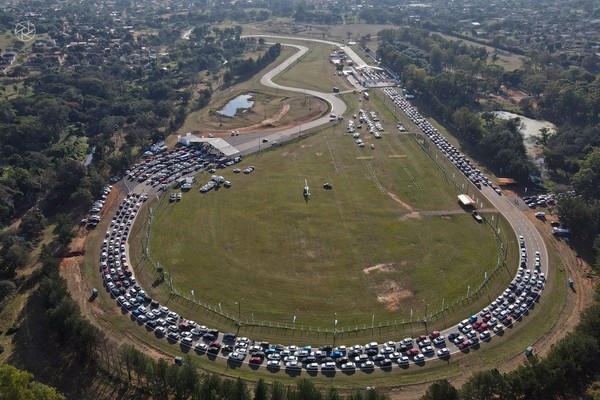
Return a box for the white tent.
[178,133,240,157]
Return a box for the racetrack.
[66,34,569,394]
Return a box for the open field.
[135,91,509,332]
[435,32,524,71]
[273,40,355,93]
[70,41,576,391]
[180,47,331,138]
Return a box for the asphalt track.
[119,35,551,373]
[230,35,365,154]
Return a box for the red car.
[210,341,222,349]
[249,356,263,364]
[477,323,488,333]
[458,341,470,350]
[428,331,441,340]
[405,348,420,358]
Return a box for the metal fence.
[137,88,512,342]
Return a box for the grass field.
[435,32,524,71]
[141,92,504,331]
[274,41,355,93]
[180,47,331,136]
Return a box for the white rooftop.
[178,134,240,157]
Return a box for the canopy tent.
[458,194,476,207]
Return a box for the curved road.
[115,35,551,374]
[232,36,360,154]
[238,34,549,282]
[482,185,548,276]
[231,42,346,154]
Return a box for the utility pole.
[333,313,338,347]
[235,298,244,334]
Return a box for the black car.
[204,333,217,342]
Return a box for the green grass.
[87,82,570,388]
[435,32,524,71]
[140,95,502,332]
[274,41,354,93]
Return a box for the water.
[493,111,555,141]
[493,111,556,178]
[217,94,254,117]
[83,146,96,167]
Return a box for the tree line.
[225,43,283,84]
[99,344,390,400]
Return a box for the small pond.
[217,94,254,117]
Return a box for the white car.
[413,354,425,363]
[195,343,208,352]
[437,348,450,358]
[340,362,355,371]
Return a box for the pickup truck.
[472,211,484,223]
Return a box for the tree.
[0,280,16,302]
[460,369,508,399]
[296,379,321,400]
[429,45,444,73]
[491,53,499,65]
[254,378,268,400]
[231,377,249,400]
[3,243,30,273]
[270,381,286,400]
[572,148,600,199]
[0,364,65,400]
[421,380,459,400]
[538,127,550,146]
[523,74,548,99]
[18,209,46,242]
[325,388,341,400]
[451,107,482,142]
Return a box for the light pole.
[333,313,338,347]
[423,299,430,335]
[235,298,244,334]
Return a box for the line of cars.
[83,185,113,228]
[381,87,498,194]
[98,93,547,373]
[355,67,393,85]
[100,192,460,372]
[101,193,148,296]
[99,190,546,374]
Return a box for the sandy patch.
[399,211,422,221]
[371,280,413,311]
[363,263,396,274]
[386,191,416,212]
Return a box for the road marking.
[388,155,406,158]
